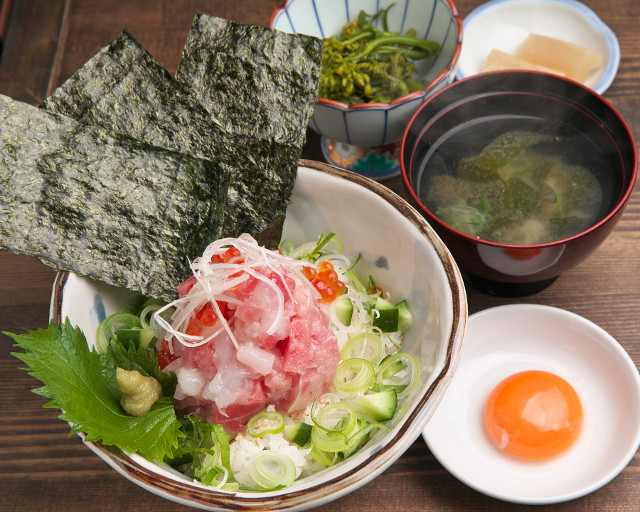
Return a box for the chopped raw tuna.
[156,236,341,432]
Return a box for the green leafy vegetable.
[319,4,440,104]
[8,320,183,463]
[167,414,238,489]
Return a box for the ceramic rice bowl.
[50,160,467,511]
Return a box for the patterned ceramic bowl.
[270,0,462,181]
[50,160,467,511]
[456,0,619,94]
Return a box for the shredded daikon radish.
[153,234,320,350]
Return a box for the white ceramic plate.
[423,304,640,504]
[456,0,620,94]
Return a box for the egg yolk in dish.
[484,370,583,460]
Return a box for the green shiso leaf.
[7,320,183,463]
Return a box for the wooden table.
[1,0,638,510]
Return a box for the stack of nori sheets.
[0,15,321,300]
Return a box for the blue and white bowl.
[456,0,620,94]
[270,0,463,148]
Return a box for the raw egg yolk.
[484,370,583,460]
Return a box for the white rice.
[229,431,322,487]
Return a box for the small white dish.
[457,0,620,94]
[423,304,640,505]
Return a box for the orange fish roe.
[303,261,346,303]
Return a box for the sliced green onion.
[115,327,156,349]
[278,232,342,262]
[196,459,228,487]
[345,265,367,293]
[388,402,409,427]
[332,358,376,393]
[376,352,420,399]
[139,303,163,328]
[248,450,296,490]
[341,332,385,364]
[309,445,341,467]
[310,402,359,452]
[247,411,285,438]
[313,402,359,433]
[96,312,142,353]
[342,421,389,457]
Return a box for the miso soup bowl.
[401,71,637,296]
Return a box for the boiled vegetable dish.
[319,4,440,104]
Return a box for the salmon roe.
[210,246,245,280]
[186,301,228,336]
[157,339,177,370]
[211,246,245,264]
[303,261,346,303]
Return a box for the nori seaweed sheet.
[0,94,237,300]
[42,30,293,245]
[0,17,322,300]
[175,14,322,231]
[175,14,322,150]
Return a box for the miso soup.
[420,128,608,245]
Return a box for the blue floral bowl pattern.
[270,0,463,148]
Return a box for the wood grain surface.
[1,0,638,510]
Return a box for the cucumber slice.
[373,308,399,332]
[284,422,312,447]
[395,299,413,332]
[335,295,354,326]
[116,328,156,349]
[353,389,398,422]
[374,296,395,310]
[372,296,399,332]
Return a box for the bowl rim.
[455,0,621,94]
[400,70,638,250]
[268,0,464,111]
[49,159,468,511]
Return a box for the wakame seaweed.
[42,29,296,245]
[0,94,237,301]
